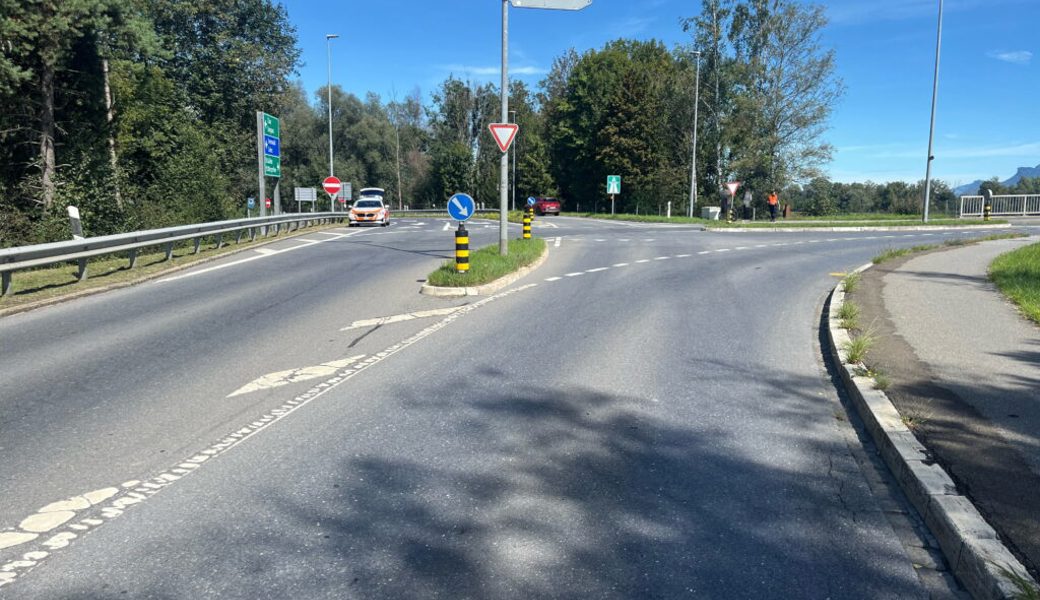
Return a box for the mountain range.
[953,163,1040,196]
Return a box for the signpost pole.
[499,0,509,256]
[256,111,267,220]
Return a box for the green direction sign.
[264,154,281,177]
[607,175,621,195]
[263,113,280,138]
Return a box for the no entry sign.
[322,176,342,198]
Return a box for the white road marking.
[676,254,691,258]
[586,267,609,273]
[565,272,584,277]
[735,246,749,250]
[619,238,631,242]
[341,307,466,330]
[554,237,562,248]
[698,251,711,255]
[613,262,630,267]
[227,355,367,397]
[158,231,359,283]
[595,239,607,242]
[715,249,731,253]
[545,276,562,282]
[654,256,670,260]
[0,284,540,586]
[636,259,651,263]
[442,222,452,231]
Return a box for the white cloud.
[986,50,1033,65]
[839,141,1040,160]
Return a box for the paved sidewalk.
[859,236,1040,580]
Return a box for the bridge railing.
[959,194,1040,217]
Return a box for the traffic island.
[420,238,547,297]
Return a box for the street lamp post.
[922,0,943,223]
[509,109,517,212]
[326,33,339,212]
[688,50,701,218]
[499,0,591,255]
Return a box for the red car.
[532,197,561,216]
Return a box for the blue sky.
[283,0,1039,187]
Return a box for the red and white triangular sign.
[726,181,741,196]
[488,123,519,153]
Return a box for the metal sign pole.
[256,111,266,220]
[499,0,510,256]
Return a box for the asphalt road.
[0,217,1022,598]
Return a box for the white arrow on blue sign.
[527,196,536,207]
[448,193,476,222]
[263,135,280,157]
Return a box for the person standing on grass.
[768,191,779,222]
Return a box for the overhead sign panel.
[510,0,592,9]
[488,123,519,153]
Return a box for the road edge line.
[825,263,1037,600]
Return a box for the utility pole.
[688,50,701,218]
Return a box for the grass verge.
[427,237,546,287]
[837,301,861,330]
[0,224,341,311]
[990,241,1040,325]
[842,328,876,364]
[872,233,1026,265]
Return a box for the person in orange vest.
[767,191,779,222]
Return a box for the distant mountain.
[953,163,1040,196]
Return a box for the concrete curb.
[420,244,550,298]
[711,223,1012,233]
[0,223,346,319]
[826,263,1037,599]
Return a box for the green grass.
[842,271,862,294]
[0,224,342,310]
[842,329,876,364]
[996,564,1040,600]
[837,301,861,330]
[427,237,546,287]
[990,241,1040,325]
[872,233,1027,265]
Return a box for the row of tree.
[0,0,996,248]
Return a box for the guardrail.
[0,213,346,296]
[960,194,1040,217]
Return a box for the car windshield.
[354,200,382,208]
[359,189,385,200]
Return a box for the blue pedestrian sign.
[447,193,475,222]
[247,197,256,209]
[527,196,536,207]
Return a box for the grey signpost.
[499,0,591,255]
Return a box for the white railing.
[959,194,1040,217]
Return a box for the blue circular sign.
[447,193,475,222]
[527,196,536,207]
[247,197,256,209]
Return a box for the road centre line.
[586,267,609,273]
[613,263,630,267]
[156,230,360,283]
[0,283,539,586]
[544,276,562,282]
[565,272,584,277]
[635,259,651,263]
[654,256,670,260]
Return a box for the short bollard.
[522,212,532,240]
[455,223,469,274]
[984,203,992,221]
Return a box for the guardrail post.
[2,272,11,296]
[215,233,224,249]
[165,242,174,261]
[128,249,138,269]
[236,230,243,244]
[455,223,469,274]
[193,237,202,254]
[76,258,88,282]
[250,228,257,242]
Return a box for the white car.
[349,191,390,227]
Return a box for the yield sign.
[726,181,741,196]
[322,176,342,198]
[488,123,519,153]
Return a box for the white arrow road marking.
[227,355,366,398]
[450,197,470,217]
[554,237,562,248]
[442,222,452,231]
[341,307,466,331]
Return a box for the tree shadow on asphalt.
[228,376,922,600]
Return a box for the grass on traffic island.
[990,241,1040,325]
[427,237,546,288]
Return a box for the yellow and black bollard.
[522,210,532,240]
[455,223,469,273]
[984,202,992,221]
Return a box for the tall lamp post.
[922,0,943,223]
[326,33,339,212]
[499,0,591,255]
[509,109,517,212]
[688,50,701,218]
